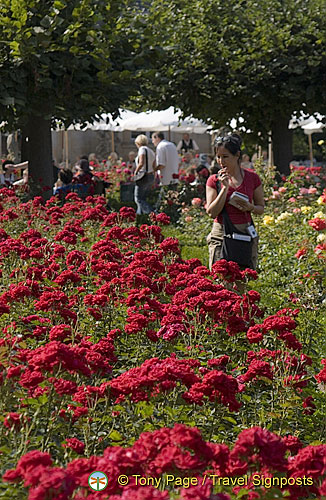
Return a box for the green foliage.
[141,0,326,172]
[0,0,154,129]
[143,0,326,131]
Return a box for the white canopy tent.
[57,107,208,133]
[117,107,209,135]
[289,113,325,166]
[56,108,209,165]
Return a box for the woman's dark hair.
[59,169,73,185]
[78,158,90,173]
[214,133,242,156]
[2,160,13,172]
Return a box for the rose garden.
[1,0,326,498]
[0,159,325,500]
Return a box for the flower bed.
[0,186,325,499]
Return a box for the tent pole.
[268,131,273,167]
[308,134,313,167]
[65,130,69,168]
[168,126,171,142]
[111,130,115,152]
[61,130,64,163]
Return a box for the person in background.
[73,159,93,184]
[108,152,119,167]
[251,150,268,165]
[182,151,195,167]
[0,159,23,186]
[241,153,253,169]
[127,151,137,173]
[133,134,156,215]
[206,134,264,271]
[88,153,98,164]
[176,133,199,153]
[53,169,73,199]
[151,132,179,186]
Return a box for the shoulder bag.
[134,148,148,183]
[216,178,254,269]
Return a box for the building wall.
[52,129,212,166]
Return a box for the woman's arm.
[134,153,145,175]
[206,184,228,218]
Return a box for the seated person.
[73,159,92,182]
[108,152,119,167]
[88,153,99,167]
[72,159,95,197]
[53,169,73,198]
[127,151,137,173]
[183,151,195,167]
[0,159,18,186]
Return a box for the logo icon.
[88,471,108,491]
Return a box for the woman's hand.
[217,168,230,188]
[235,199,254,212]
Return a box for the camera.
[247,224,258,239]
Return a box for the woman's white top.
[136,146,155,174]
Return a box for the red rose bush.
[0,189,325,499]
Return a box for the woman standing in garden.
[206,134,265,270]
[133,134,156,215]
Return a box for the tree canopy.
[142,0,326,173]
[0,0,155,194]
[0,0,155,126]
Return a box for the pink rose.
[191,197,202,207]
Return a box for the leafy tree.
[142,0,326,174]
[0,0,153,195]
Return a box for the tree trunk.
[21,130,29,162]
[272,115,292,176]
[22,114,53,199]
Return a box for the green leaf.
[109,430,123,441]
[223,416,237,425]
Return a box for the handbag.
[215,177,254,269]
[221,209,254,269]
[134,149,148,183]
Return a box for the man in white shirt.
[176,133,199,153]
[151,132,179,186]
